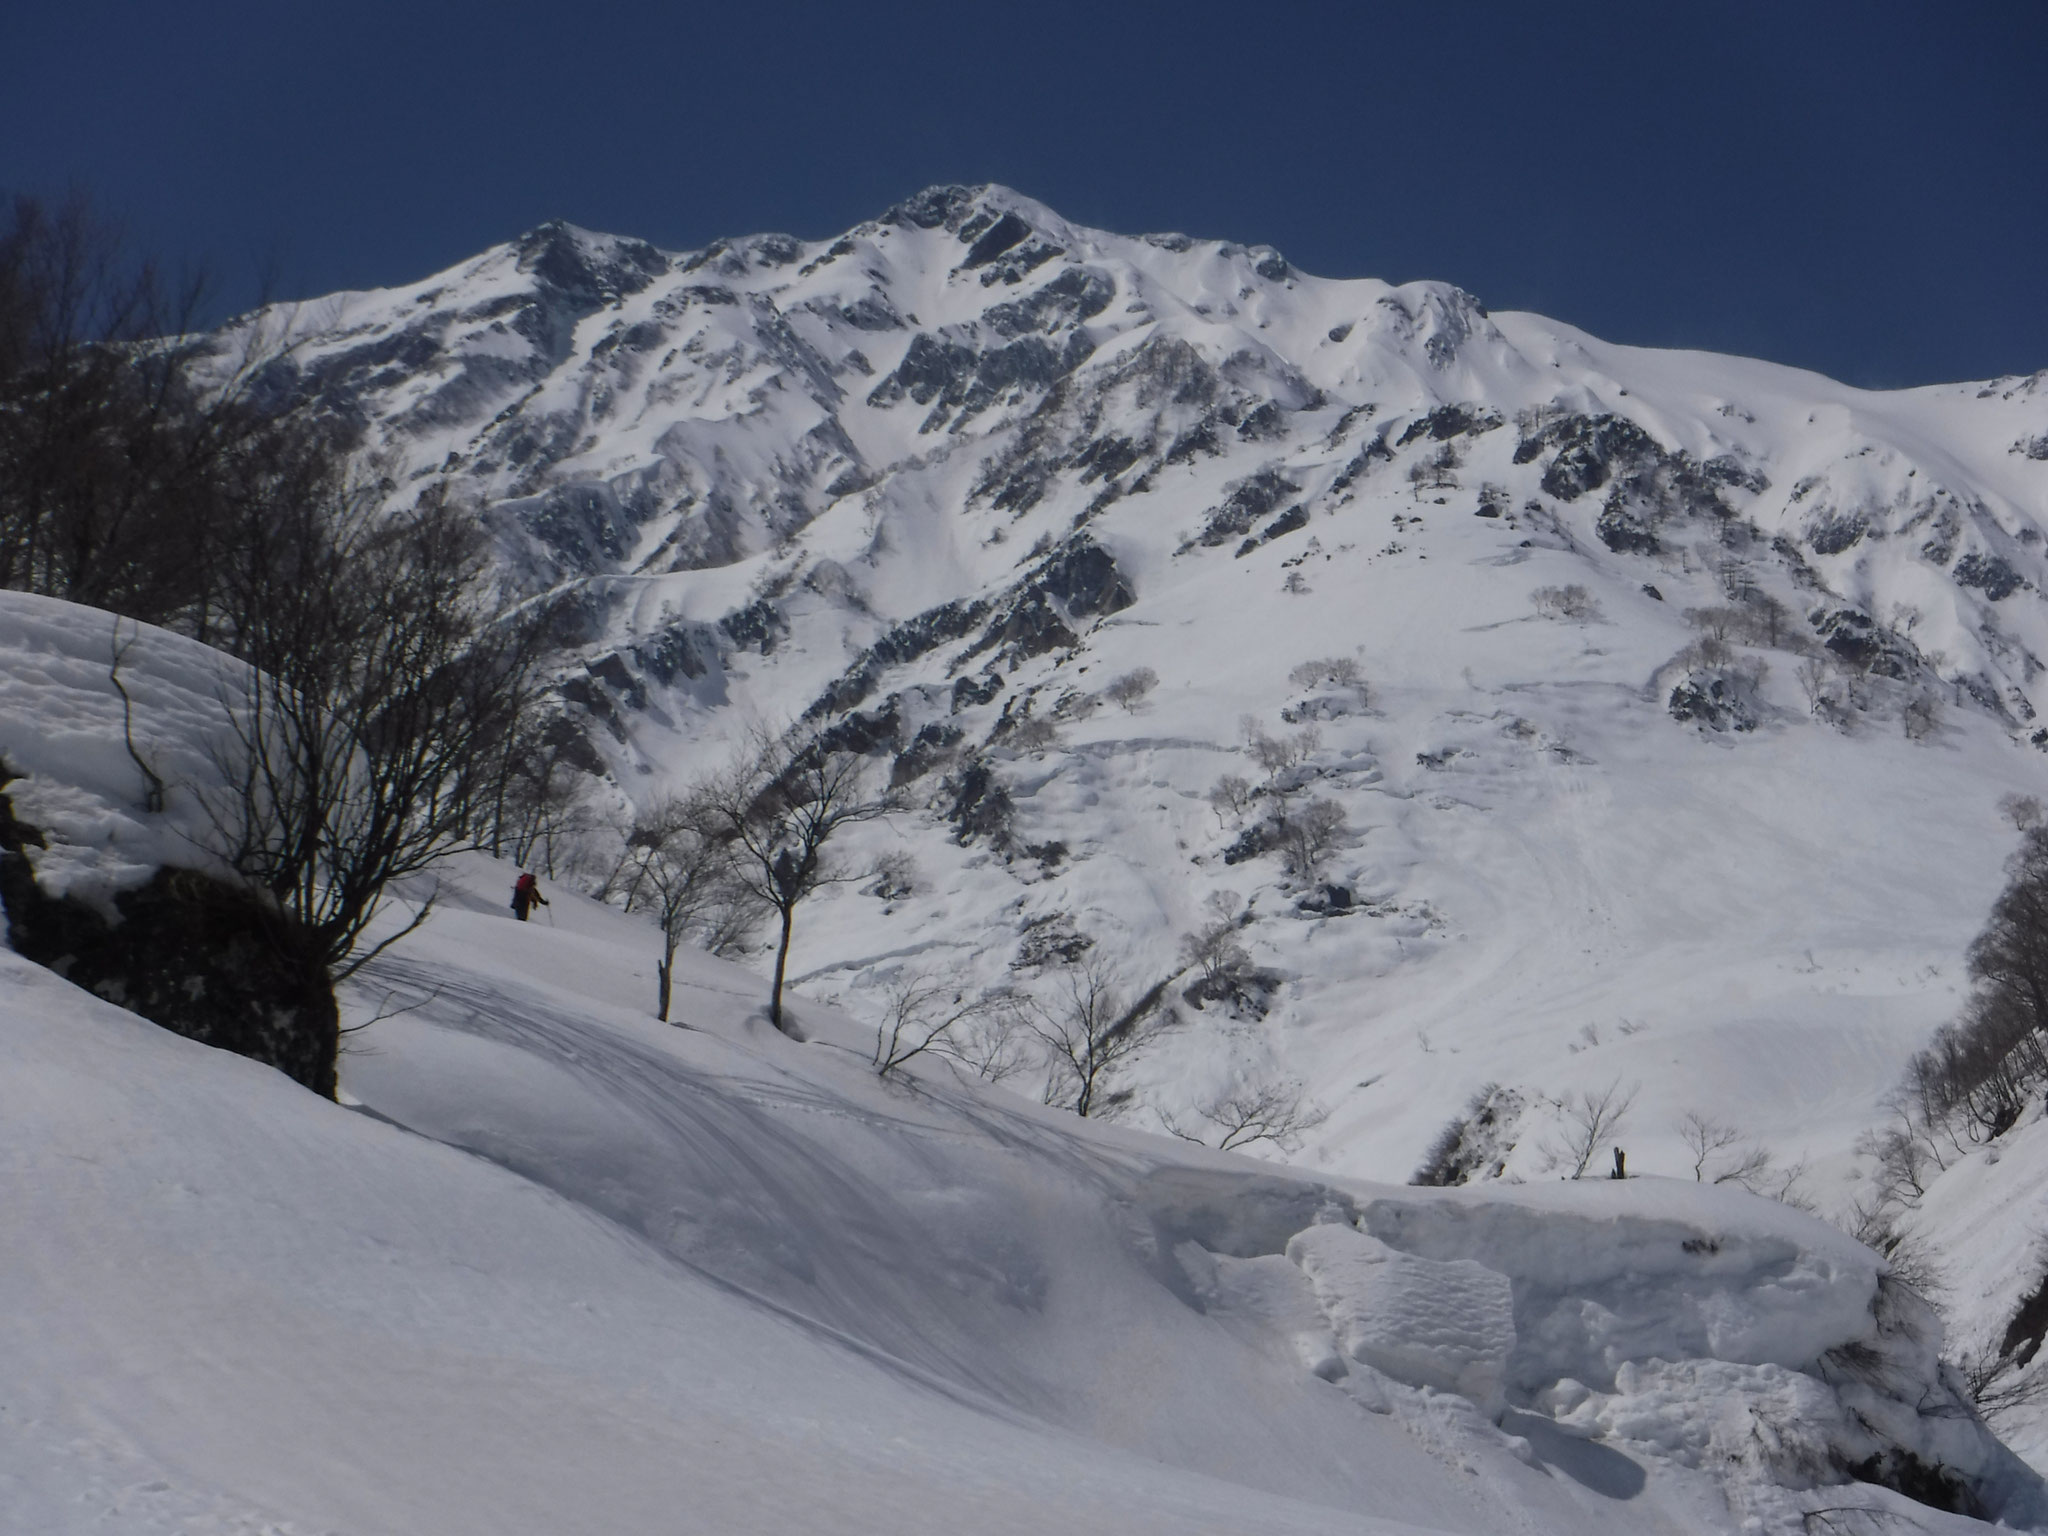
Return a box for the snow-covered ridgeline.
[197,185,2048,1208]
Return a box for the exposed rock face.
[0,772,337,1097]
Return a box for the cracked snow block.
[1286,1223,1516,1417]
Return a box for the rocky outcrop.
[0,767,337,1097]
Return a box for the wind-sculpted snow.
[198,184,2048,1201]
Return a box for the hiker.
[511,871,548,922]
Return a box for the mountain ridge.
[197,185,2048,1220]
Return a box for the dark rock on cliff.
[0,770,338,1097]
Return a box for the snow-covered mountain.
[220,184,2048,1213]
[2,590,2043,1533]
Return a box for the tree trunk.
[769,905,795,1032]
[657,947,674,1023]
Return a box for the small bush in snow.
[1531,583,1600,622]
[1902,690,1943,741]
[1241,716,1321,776]
[1207,773,1256,826]
[1100,667,1159,711]
[1003,715,1061,752]
[1276,797,1349,881]
[1999,792,2044,831]
[1288,655,1366,693]
[1683,605,1744,643]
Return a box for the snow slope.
[204,185,2048,1205]
[1,590,2043,1534]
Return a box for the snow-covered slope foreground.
[1,595,2042,1534]
[1905,1103,2048,1471]
[212,185,2048,1202]
[0,873,2040,1535]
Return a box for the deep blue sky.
[7,1,2043,388]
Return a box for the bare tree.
[1101,667,1159,711]
[1029,958,1165,1117]
[1902,690,1943,741]
[1796,656,1835,716]
[943,999,1033,1084]
[1208,773,1256,826]
[1679,1111,1775,1188]
[1277,797,1349,881]
[1180,915,1253,991]
[1542,1079,1638,1178]
[1683,605,1743,643]
[871,974,1020,1077]
[1746,592,1794,648]
[1162,1077,1329,1153]
[1289,656,1367,698]
[698,727,897,1033]
[1999,792,2045,832]
[623,792,764,1022]
[1242,716,1321,776]
[200,484,548,979]
[1003,714,1061,752]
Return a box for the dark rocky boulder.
[0,769,338,1097]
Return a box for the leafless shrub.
[2000,793,2045,831]
[1178,896,1275,1015]
[1028,958,1167,1118]
[871,974,1022,1078]
[1744,592,1797,648]
[865,848,920,901]
[1288,655,1367,698]
[1408,442,1461,491]
[1958,1348,2048,1424]
[1840,1198,1947,1299]
[1003,714,1061,752]
[944,1001,1033,1084]
[1541,1078,1638,1178]
[1796,656,1836,715]
[1677,634,1734,670]
[616,791,759,1021]
[1162,1077,1329,1153]
[1684,605,1744,642]
[1276,797,1349,881]
[1241,716,1321,776]
[1208,773,1256,826]
[1679,1111,1776,1189]
[1101,667,1159,711]
[1902,689,1943,741]
[1531,583,1600,622]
